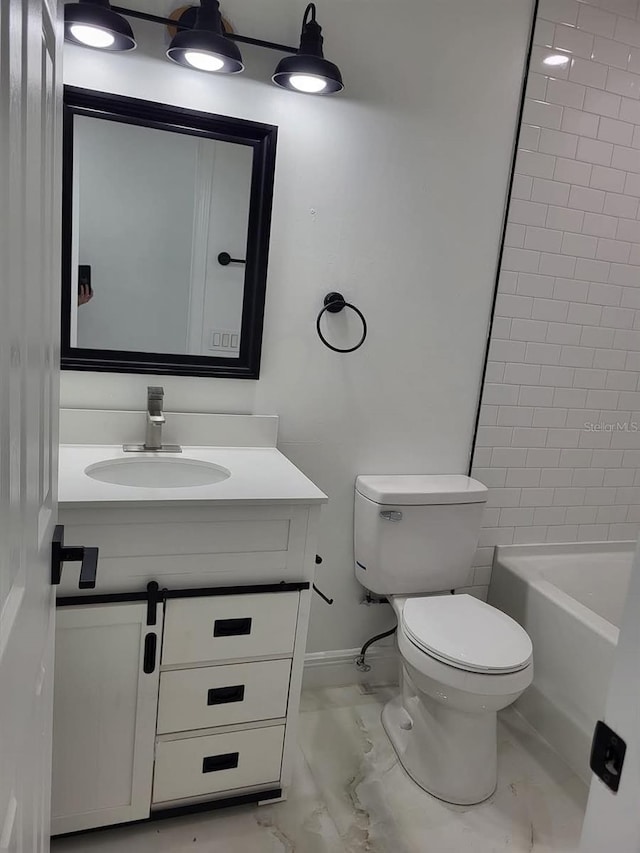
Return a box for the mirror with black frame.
[61,87,277,378]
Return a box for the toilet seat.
[401,594,532,674]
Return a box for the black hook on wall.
[316,292,367,353]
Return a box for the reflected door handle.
[217,252,246,266]
[51,524,99,589]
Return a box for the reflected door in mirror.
[72,116,252,358]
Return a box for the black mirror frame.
[61,86,277,379]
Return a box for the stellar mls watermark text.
[584,422,640,432]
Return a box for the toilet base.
[381,684,498,805]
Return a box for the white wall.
[61,0,533,653]
[471,0,640,591]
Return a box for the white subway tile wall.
[471,0,640,587]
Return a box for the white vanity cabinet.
[51,489,324,836]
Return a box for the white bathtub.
[489,541,635,784]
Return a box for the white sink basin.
[84,457,231,489]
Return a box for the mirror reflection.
[70,115,253,358]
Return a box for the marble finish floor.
[52,684,588,853]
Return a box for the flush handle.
[380,510,403,521]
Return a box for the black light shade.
[64,0,136,51]
[272,3,343,94]
[167,0,244,74]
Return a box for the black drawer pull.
[213,617,252,637]
[202,752,239,774]
[207,684,245,706]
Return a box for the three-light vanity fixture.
[64,0,344,94]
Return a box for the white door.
[0,0,61,850]
[580,538,640,852]
[52,604,162,836]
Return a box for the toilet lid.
[401,595,532,674]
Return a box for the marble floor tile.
[299,683,398,713]
[298,686,588,853]
[53,684,588,853]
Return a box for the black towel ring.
[316,292,367,353]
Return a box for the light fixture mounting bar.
[219,32,297,54]
[110,5,298,54]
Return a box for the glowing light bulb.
[69,24,115,48]
[543,53,570,66]
[289,74,327,93]
[184,51,225,72]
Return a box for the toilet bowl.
[353,474,534,806]
[382,594,533,804]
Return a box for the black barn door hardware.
[146,581,161,626]
[143,633,157,674]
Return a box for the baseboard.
[302,645,399,689]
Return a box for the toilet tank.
[354,475,488,595]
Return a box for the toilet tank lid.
[355,475,488,506]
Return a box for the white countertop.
[59,444,328,507]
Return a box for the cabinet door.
[51,603,162,835]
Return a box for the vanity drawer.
[162,592,299,665]
[156,659,291,734]
[152,725,285,804]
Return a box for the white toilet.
[354,474,533,805]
